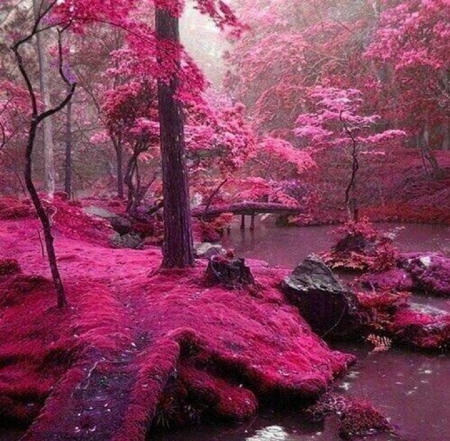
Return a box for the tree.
[33,0,56,199]
[225,0,380,141]
[11,4,76,307]
[49,0,242,268]
[295,87,405,220]
[365,0,450,176]
[155,6,195,268]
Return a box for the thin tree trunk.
[340,112,359,222]
[26,120,67,307]
[112,135,124,199]
[34,0,56,199]
[64,99,72,197]
[202,178,227,221]
[156,7,194,268]
[11,5,76,308]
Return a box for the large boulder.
[281,255,367,339]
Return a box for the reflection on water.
[221,219,450,268]
[330,344,450,441]
[247,426,289,440]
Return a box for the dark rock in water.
[334,232,377,255]
[360,268,414,292]
[281,255,367,339]
[109,216,132,236]
[206,255,255,289]
[399,252,450,297]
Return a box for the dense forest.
[1,0,449,223]
[0,1,449,440]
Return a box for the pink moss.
[0,274,75,424]
[399,253,450,297]
[0,197,33,220]
[44,194,112,245]
[360,268,414,292]
[389,305,450,350]
[356,287,450,351]
[0,258,21,276]
[0,210,354,439]
[338,399,392,438]
[307,393,392,438]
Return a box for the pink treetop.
[295,87,405,150]
[365,0,450,128]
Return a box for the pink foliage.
[322,218,399,272]
[365,0,450,129]
[295,86,405,150]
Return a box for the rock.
[334,232,377,255]
[206,255,256,289]
[110,232,143,249]
[109,216,132,236]
[389,303,450,350]
[323,220,398,272]
[281,255,367,339]
[399,252,450,297]
[307,393,393,439]
[360,268,414,292]
[194,242,226,259]
[83,206,117,219]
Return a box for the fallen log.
[191,202,304,219]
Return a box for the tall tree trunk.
[34,0,56,199]
[64,99,73,197]
[155,6,194,268]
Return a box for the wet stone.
[281,254,368,339]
